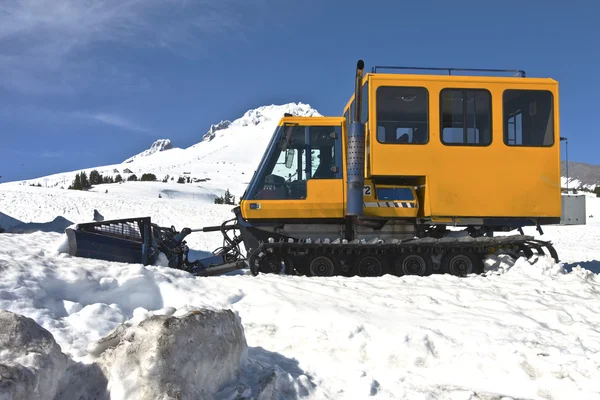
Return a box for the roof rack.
[371,66,526,78]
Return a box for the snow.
[88,308,250,399]
[562,176,598,191]
[0,194,599,398]
[0,310,69,400]
[1,102,599,399]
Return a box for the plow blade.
[64,217,247,276]
[65,217,154,265]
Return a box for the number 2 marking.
[363,185,371,196]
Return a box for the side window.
[504,90,554,146]
[440,89,492,146]
[310,126,341,180]
[376,86,429,144]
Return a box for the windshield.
[245,124,341,201]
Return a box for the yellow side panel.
[368,75,561,218]
[241,179,344,220]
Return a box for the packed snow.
[1,103,599,399]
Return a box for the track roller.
[307,255,339,277]
[441,251,483,277]
[356,254,388,277]
[393,253,433,276]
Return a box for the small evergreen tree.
[115,174,123,183]
[177,176,185,184]
[89,170,102,185]
[128,174,138,181]
[80,171,90,189]
[214,189,236,205]
[141,173,157,182]
[595,186,600,198]
[69,174,82,190]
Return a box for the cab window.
[440,89,492,146]
[504,90,554,147]
[376,86,429,144]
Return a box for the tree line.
[68,170,157,190]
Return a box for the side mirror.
[285,149,294,168]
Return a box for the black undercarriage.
[231,208,560,278]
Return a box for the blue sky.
[0,0,598,182]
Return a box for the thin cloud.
[88,113,152,133]
[0,0,273,94]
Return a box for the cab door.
[241,117,345,220]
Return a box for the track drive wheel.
[393,253,433,276]
[356,254,388,277]
[441,251,483,277]
[257,253,284,275]
[308,255,339,277]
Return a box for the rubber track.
[248,234,559,276]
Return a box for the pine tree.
[214,189,236,205]
[80,172,90,189]
[89,170,102,185]
[69,174,82,190]
[115,174,123,183]
[141,173,157,181]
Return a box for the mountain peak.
[202,120,232,142]
[197,102,321,144]
[123,139,175,163]
[232,102,321,127]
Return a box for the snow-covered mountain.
[561,161,600,191]
[2,102,321,199]
[123,139,176,163]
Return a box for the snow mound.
[87,308,247,400]
[0,310,69,400]
[0,211,23,231]
[7,216,74,234]
[124,139,175,163]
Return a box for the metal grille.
[77,217,149,242]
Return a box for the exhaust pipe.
[346,60,365,217]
